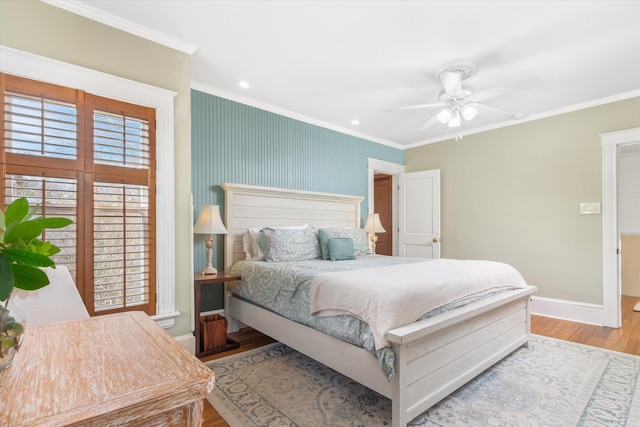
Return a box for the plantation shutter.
[1,73,156,316]
[2,78,82,286]
[87,95,156,313]
[3,172,79,280]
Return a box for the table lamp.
[194,205,228,275]
[364,213,386,254]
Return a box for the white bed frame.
[222,182,536,427]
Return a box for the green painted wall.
[191,90,404,273]
[405,97,640,305]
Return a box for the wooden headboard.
[222,183,364,269]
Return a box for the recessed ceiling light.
[351,119,360,125]
[238,81,250,89]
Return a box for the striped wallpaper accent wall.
[191,89,403,284]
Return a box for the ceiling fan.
[386,61,542,130]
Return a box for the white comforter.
[310,258,528,350]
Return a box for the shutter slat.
[92,181,151,311]
[93,110,150,169]
[4,92,78,160]
[4,174,78,282]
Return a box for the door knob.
[432,237,439,243]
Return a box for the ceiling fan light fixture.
[448,110,461,128]
[461,104,478,121]
[437,107,453,124]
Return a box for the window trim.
[1,46,178,328]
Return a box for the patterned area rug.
[206,336,640,426]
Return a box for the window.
[1,73,156,316]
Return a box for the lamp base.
[200,266,218,275]
[200,235,218,275]
[369,235,379,255]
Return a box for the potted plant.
[0,197,73,371]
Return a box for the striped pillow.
[328,238,356,261]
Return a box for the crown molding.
[41,0,198,55]
[190,80,405,151]
[406,89,640,149]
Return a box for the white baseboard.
[174,333,196,355]
[530,296,604,326]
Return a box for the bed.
[221,182,537,427]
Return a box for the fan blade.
[384,102,443,112]
[419,114,440,130]
[440,71,463,96]
[471,77,542,102]
[472,102,519,118]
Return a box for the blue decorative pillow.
[328,238,356,261]
[318,227,370,260]
[259,227,321,262]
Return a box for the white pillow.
[242,231,255,259]
[243,224,308,260]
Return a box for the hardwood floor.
[200,295,640,427]
[532,295,640,355]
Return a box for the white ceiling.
[50,1,640,149]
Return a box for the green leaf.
[25,204,39,221]
[4,220,44,244]
[46,243,61,256]
[11,264,50,291]
[4,198,29,225]
[3,249,54,267]
[1,334,18,350]
[0,254,14,301]
[29,240,61,257]
[35,240,52,254]
[39,217,74,229]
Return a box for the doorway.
[367,158,404,256]
[601,127,640,327]
[619,143,640,311]
[373,174,393,256]
[367,158,442,259]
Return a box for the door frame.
[601,127,640,328]
[367,158,404,256]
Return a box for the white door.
[399,169,441,259]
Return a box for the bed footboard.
[388,286,535,425]
[226,286,536,427]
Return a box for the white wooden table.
[0,311,215,426]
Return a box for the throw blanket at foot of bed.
[310,258,528,350]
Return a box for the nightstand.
[194,272,241,357]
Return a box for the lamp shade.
[194,205,228,235]
[364,213,386,233]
